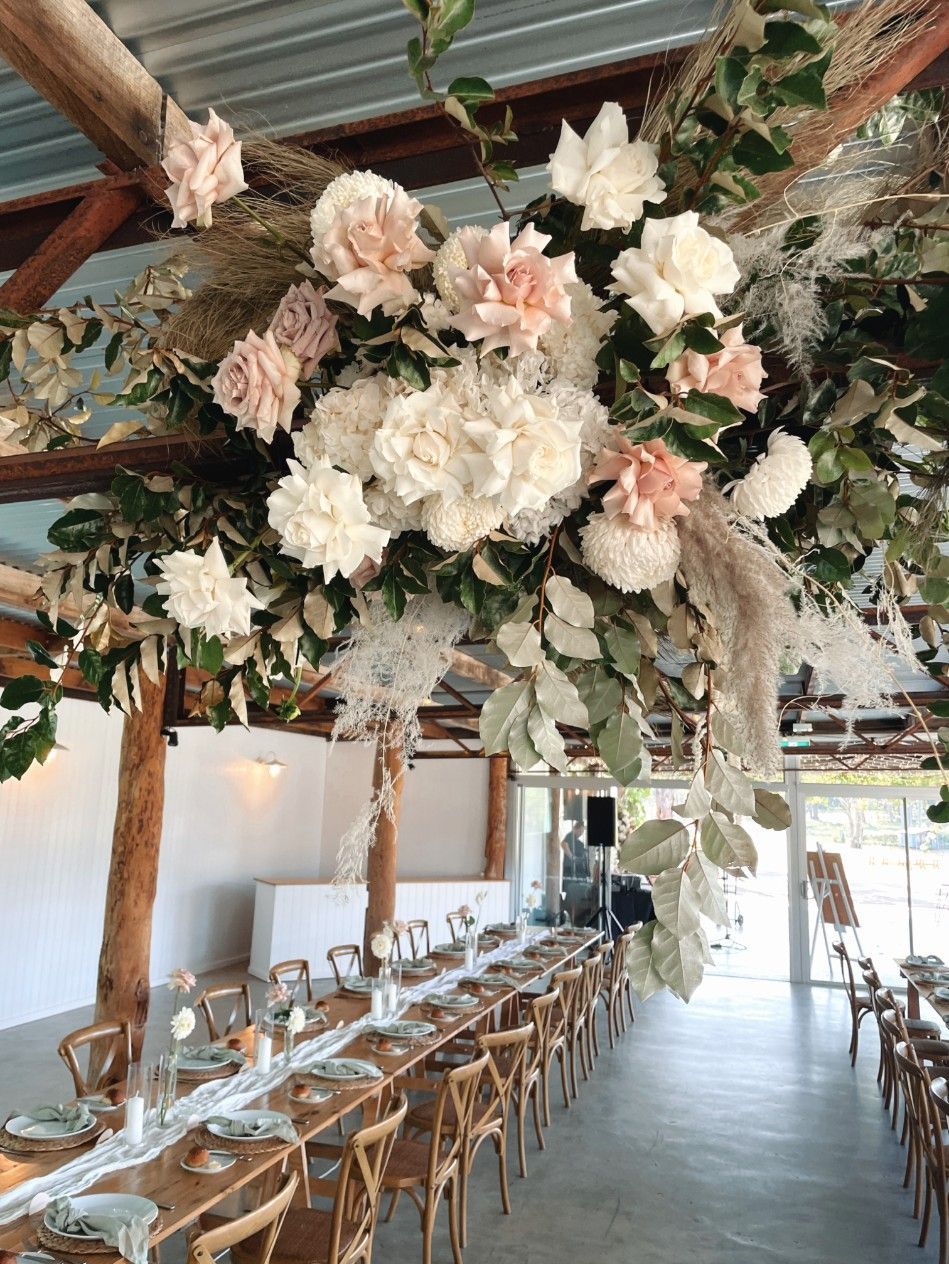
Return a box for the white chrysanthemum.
[156,538,263,640]
[170,1007,195,1043]
[294,376,400,480]
[730,429,812,519]
[580,513,680,593]
[539,281,615,389]
[421,494,504,552]
[310,170,395,243]
[433,226,486,310]
[267,459,390,580]
[363,482,424,536]
[285,1005,306,1036]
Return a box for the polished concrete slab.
[0,973,925,1263]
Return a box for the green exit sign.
[781,737,810,748]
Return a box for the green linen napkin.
[206,1113,298,1143]
[180,1044,244,1065]
[26,1103,93,1133]
[46,1196,149,1264]
[308,1059,381,1079]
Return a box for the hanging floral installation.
[1,0,947,998]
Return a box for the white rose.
[267,459,390,580]
[170,1007,196,1043]
[156,538,263,640]
[547,102,666,232]
[609,211,740,336]
[371,386,471,504]
[464,379,582,515]
[370,929,394,962]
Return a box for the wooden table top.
[0,930,601,1260]
[898,959,949,1021]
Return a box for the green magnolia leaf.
[753,787,792,831]
[760,19,824,59]
[577,666,623,727]
[597,708,643,786]
[620,819,690,875]
[544,614,600,660]
[652,866,701,938]
[535,661,588,728]
[771,66,826,109]
[496,620,543,668]
[0,675,47,709]
[626,922,665,1001]
[526,705,568,772]
[507,707,542,771]
[686,851,729,926]
[680,389,743,427]
[675,769,711,821]
[26,640,59,670]
[479,679,532,755]
[545,575,595,629]
[701,811,758,875]
[651,924,705,1002]
[47,508,109,552]
[447,75,494,102]
[733,129,795,175]
[705,749,756,817]
[602,621,640,679]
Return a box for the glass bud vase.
[157,1048,178,1127]
[464,928,478,971]
[284,1027,295,1065]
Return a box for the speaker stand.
[586,844,624,941]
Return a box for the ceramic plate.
[934,987,949,1002]
[341,977,373,993]
[367,1020,436,1038]
[305,1058,383,1081]
[907,954,945,967]
[45,1194,158,1239]
[180,1150,237,1174]
[486,923,517,934]
[428,992,479,1009]
[178,1050,247,1071]
[205,1109,290,1139]
[4,1114,97,1140]
[400,958,435,974]
[270,1007,327,1028]
[432,943,465,954]
[77,1094,120,1112]
[503,956,536,970]
[526,946,562,957]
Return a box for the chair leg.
[497,1127,512,1215]
[623,981,635,1024]
[532,1081,546,1151]
[459,1145,471,1250]
[421,1192,438,1264]
[920,1175,933,1249]
[447,1176,464,1264]
[541,1058,553,1127]
[559,1047,571,1110]
[516,1094,528,1178]
[384,1189,401,1223]
[616,990,628,1034]
[606,995,617,1049]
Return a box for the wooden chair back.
[552,966,583,1029]
[196,983,252,1042]
[582,952,604,1010]
[425,1053,490,1188]
[327,943,363,985]
[58,1020,132,1098]
[268,959,313,1004]
[406,919,430,958]
[446,911,467,943]
[832,940,859,999]
[474,1024,533,1133]
[525,989,561,1077]
[322,1093,408,1262]
[929,1074,949,1168]
[186,1173,297,1264]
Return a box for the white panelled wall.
[0,698,491,1029]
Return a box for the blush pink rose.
[313,188,435,316]
[349,555,382,589]
[666,324,766,414]
[212,329,301,444]
[449,222,577,356]
[268,281,339,377]
[588,436,705,530]
[162,108,248,229]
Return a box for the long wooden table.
[0,930,601,1260]
[898,958,949,1023]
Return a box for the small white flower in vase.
[160,1005,195,1126]
[170,1006,195,1044]
[284,1005,306,1062]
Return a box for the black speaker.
[586,796,616,848]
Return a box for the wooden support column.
[93,673,167,1069]
[545,788,563,925]
[363,725,404,977]
[483,754,509,880]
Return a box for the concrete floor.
[0,972,923,1263]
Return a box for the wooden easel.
[807,843,864,978]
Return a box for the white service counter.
[249,877,512,980]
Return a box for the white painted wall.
[0,701,489,1028]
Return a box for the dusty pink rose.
[666,324,766,414]
[449,222,577,355]
[168,967,196,993]
[212,329,301,444]
[312,188,434,316]
[589,436,705,530]
[268,281,339,377]
[349,555,381,589]
[457,904,472,918]
[162,109,248,229]
[266,981,291,1006]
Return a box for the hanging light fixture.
[46,742,69,764]
[255,752,287,778]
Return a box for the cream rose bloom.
[610,212,740,336]
[666,324,766,414]
[370,387,471,504]
[156,538,263,639]
[311,184,434,317]
[267,459,390,580]
[464,379,582,515]
[547,102,666,232]
[449,222,577,356]
[268,281,339,377]
[212,330,301,444]
[162,109,248,229]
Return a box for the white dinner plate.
[177,1050,246,1071]
[205,1109,289,1139]
[180,1150,237,1174]
[77,1094,121,1112]
[400,958,435,975]
[431,943,465,954]
[428,992,479,1009]
[907,954,944,967]
[341,977,373,993]
[4,1114,97,1140]
[44,1194,158,1238]
[934,987,949,1002]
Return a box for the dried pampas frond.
[159,137,346,362]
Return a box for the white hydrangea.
[363,481,424,536]
[371,386,472,504]
[421,495,504,551]
[539,281,616,389]
[294,376,400,480]
[310,170,395,243]
[730,429,813,519]
[433,226,486,310]
[419,291,453,334]
[267,458,390,580]
[580,513,681,593]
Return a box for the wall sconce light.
[46,742,69,764]
[256,752,287,778]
